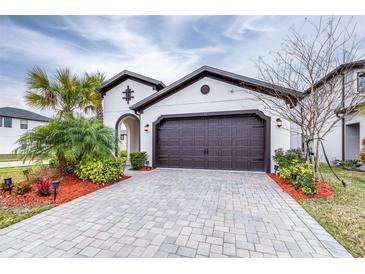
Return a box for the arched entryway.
[115,113,140,157]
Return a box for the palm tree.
[80,72,106,121]
[25,67,105,118]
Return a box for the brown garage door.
[155,114,267,171]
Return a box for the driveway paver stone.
[0,168,351,257]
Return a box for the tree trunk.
[57,153,68,175]
[96,104,103,124]
[314,139,321,178]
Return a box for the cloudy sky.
[1,15,364,117]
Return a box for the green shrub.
[338,160,362,169]
[76,157,127,184]
[273,148,305,169]
[120,150,128,159]
[277,156,315,192]
[12,182,32,196]
[130,152,147,170]
[278,167,292,182]
[301,173,316,195]
[49,151,77,174]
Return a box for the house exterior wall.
[0,118,47,154]
[139,76,291,172]
[103,78,156,132]
[290,67,365,162]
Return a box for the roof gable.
[130,65,302,111]
[304,59,365,95]
[0,107,50,122]
[98,70,165,94]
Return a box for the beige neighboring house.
[0,107,50,154]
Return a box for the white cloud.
[0,16,224,86]
[0,16,364,112]
[223,16,288,41]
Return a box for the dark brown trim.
[114,113,140,156]
[152,110,271,172]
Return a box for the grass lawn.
[0,204,55,229]
[0,154,23,162]
[0,164,44,183]
[0,164,55,229]
[299,164,365,257]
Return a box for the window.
[0,116,2,127]
[358,72,365,93]
[20,119,28,129]
[3,117,12,128]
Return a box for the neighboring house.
[290,60,365,162]
[0,107,50,154]
[100,66,302,172]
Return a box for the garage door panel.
[156,114,267,171]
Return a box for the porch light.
[3,178,13,194]
[276,118,283,128]
[51,179,60,201]
[144,124,150,132]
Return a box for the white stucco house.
[0,107,50,154]
[100,66,303,172]
[101,62,365,172]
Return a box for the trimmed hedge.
[130,152,147,170]
[76,157,127,184]
[274,148,316,194]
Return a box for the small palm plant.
[16,117,116,173]
[25,67,105,119]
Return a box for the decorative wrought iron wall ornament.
[122,86,134,104]
[200,84,210,94]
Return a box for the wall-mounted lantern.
[276,118,283,128]
[144,124,150,132]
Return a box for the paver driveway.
[0,169,351,258]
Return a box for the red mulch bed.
[268,173,336,200]
[0,175,130,207]
[129,166,154,171]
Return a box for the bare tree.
[251,16,364,174]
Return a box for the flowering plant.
[36,177,52,196]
